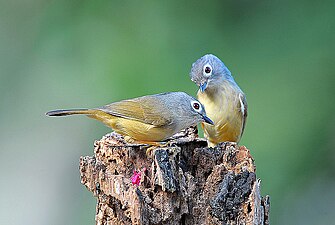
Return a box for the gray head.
[190,54,233,92]
[155,92,214,126]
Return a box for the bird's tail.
[46,109,96,117]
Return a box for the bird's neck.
[211,76,239,91]
[199,78,241,104]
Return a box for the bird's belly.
[199,94,243,146]
[88,111,175,142]
[110,117,174,142]
[202,117,242,144]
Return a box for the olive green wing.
[98,97,172,127]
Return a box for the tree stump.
[79,127,270,225]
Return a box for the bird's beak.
[202,115,214,125]
[199,81,208,92]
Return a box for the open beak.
[199,81,208,92]
[202,115,214,125]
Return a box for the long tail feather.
[46,109,94,117]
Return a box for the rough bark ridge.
[80,127,270,225]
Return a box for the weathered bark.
[80,127,270,225]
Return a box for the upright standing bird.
[46,92,213,143]
[190,54,247,147]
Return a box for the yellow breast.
[198,81,245,147]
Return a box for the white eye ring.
[191,100,202,112]
[203,63,212,77]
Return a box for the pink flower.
[131,170,141,186]
[131,168,147,186]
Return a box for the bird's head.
[190,54,232,92]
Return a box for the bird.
[189,54,247,147]
[46,92,213,144]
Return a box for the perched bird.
[46,92,213,143]
[190,54,247,147]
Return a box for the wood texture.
[79,127,270,225]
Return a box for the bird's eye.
[193,102,200,110]
[203,64,212,76]
[191,101,202,112]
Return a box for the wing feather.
[239,93,248,137]
[98,97,172,127]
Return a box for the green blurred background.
[1,0,334,224]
